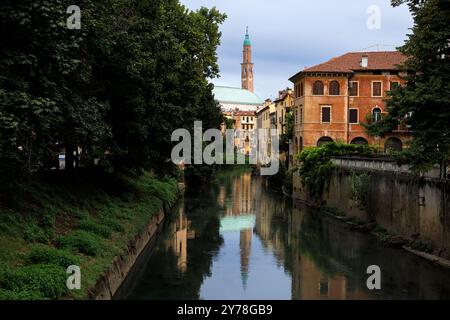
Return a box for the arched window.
[385,137,403,153]
[351,137,369,145]
[317,136,334,147]
[329,81,340,95]
[372,108,382,122]
[313,81,324,95]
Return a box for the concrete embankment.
[293,157,450,263]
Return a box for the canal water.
[121,171,450,300]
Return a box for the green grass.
[0,169,179,300]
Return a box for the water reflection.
[123,172,450,300]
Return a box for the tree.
[0,0,226,186]
[366,0,450,173]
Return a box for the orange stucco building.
[289,51,411,153]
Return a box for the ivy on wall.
[295,142,375,199]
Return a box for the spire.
[244,26,251,46]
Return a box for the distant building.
[213,28,262,113]
[213,28,263,156]
[223,110,257,155]
[289,51,410,154]
[213,86,263,112]
[273,88,294,138]
[256,99,276,159]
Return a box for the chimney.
[361,55,369,68]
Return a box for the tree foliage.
[366,0,450,170]
[0,0,225,186]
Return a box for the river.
[118,171,450,300]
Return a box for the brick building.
[289,51,410,153]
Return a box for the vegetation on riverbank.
[295,142,375,199]
[0,170,178,300]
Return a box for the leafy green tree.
[366,0,450,173]
[0,0,226,186]
[0,0,111,180]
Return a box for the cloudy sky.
[180,0,413,100]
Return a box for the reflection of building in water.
[217,185,226,208]
[254,184,289,264]
[240,228,252,290]
[227,173,256,216]
[165,205,195,273]
[290,205,370,300]
[292,256,347,300]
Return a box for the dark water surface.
[121,172,450,300]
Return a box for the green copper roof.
[244,27,251,46]
[213,86,263,106]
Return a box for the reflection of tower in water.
[231,173,255,216]
[240,228,252,290]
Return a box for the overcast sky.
[180,0,413,100]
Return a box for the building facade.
[289,51,410,154]
[256,99,276,159]
[273,88,294,137]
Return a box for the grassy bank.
[0,169,179,300]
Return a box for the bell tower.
[241,27,254,93]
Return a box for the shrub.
[0,288,43,300]
[25,247,80,268]
[350,172,372,210]
[100,216,125,232]
[296,142,375,199]
[77,219,113,238]
[0,264,68,299]
[56,230,103,256]
[23,224,53,244]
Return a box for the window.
[349,109,358,124]
[372,81,382,97]
[349,82,358,96]
[320,281,329,296]
[313,81,324,95]
[385,137,403,153]
[317,137,333,147]
[351,137,369,145]
[373,108,382,122]
[300,82,304,96]
[390,81,400,90]
[321,106,331,123]
[329,81,340,95]
[299,107,303,123]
